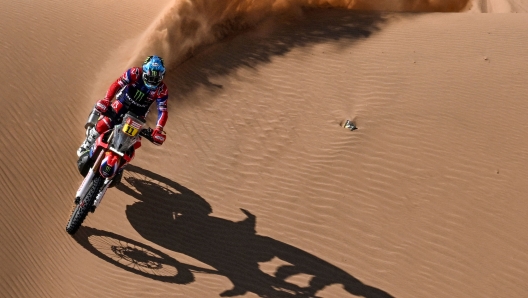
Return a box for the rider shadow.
[116,164,393,298]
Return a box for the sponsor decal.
[133,89,145,102]
[126,118,142,129]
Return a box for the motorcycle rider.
[77,55,168,157]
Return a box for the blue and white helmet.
[142,55,165,90]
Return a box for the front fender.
[99,152,121,179]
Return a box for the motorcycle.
[66,107,159,235]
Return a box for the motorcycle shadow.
[112,164,393,298]
[73,226,218,284]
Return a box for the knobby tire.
[66,175,104,235]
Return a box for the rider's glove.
[151,127,166,146]
[95,99,111,114]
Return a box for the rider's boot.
[77,127,100,157]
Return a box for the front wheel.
[66,175,104,235]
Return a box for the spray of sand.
[91,0,470,97]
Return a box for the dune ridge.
[133,0,472,65]
[94,0,528,96]
[93,0,471,96]
[469,0,528,12]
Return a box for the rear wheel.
[66,175,104,235]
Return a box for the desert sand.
[1,0,528,297]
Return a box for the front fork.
[74,160,112,208]
[93,179,111,208]
[75,167,95,201]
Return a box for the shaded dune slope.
[94,0,471,95]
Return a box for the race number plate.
[122,118,141,137]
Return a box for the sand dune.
[469,0,528,12]
[1,0,528,297]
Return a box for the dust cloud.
[92,0,470,96]
[130,0,470,65]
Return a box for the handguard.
[151,129,166,145]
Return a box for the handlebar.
[139,128,154,142]
[99,106,158,143]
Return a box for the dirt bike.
[66,107,159,235]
